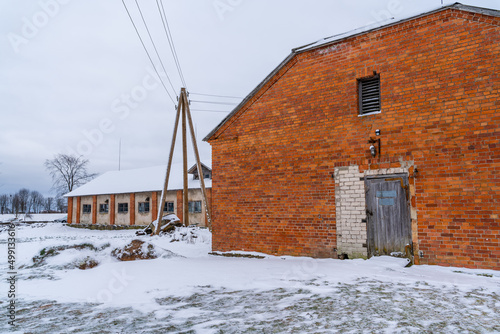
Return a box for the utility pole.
[155,88,211,234]
[182,88,189,226]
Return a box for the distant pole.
[118,139,121,171]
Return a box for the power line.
[120,0,176,106]
[190,92,244,99]
[190,100,239,106]
[133,0,178,95]
[190,108,232,113]
[157,0,187,88]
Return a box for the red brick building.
[204,4,499,270]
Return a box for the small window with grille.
[82,204,91,214]
[358,74,381,115]
[99,204,108,213]
[164,202,174,213]
[138,202,150,213]
[188,201,202,213]
[118,203,128,213]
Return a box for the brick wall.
[68,189,212,227]
[79,196,92,224]
[67,197,73,223]
[208,8,500,269]
[96,195,111,224]
[92,195,97,225]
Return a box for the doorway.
[365,174,411,258]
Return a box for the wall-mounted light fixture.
[368,137,381,157]
[414,167,419,178]
[145,197,150,202]
[105,199,109,204]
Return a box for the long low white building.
[64,163,212,227]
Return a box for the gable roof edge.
[187,162,212,174]
[292,3,499,54]
[203,52,297,141]
[203,3,500,142]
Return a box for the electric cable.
[121,0,176,106]
[190,109,232,113]
[133,0,178,95]
[190,100,238,106]
[190,92,243,99]
[157,0,187,88]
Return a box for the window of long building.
[188,201,202,213]
[138,202,150,213]
[164,202,174,213]
[82,204,91,214]
[99,204,108,213]
[118,203,128,213]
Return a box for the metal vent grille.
[359,76,380,114]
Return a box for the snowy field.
[0,223,499,333]
[0,213,67,223]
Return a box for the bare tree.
[56,197,66,213]
[0,194,8,214]
[12,193,21,217]
[17,188,30,213]
[6,194,12,214]
[45,197,54,212]
[29,191,45,213]
[45,154,97,196]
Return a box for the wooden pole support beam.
[183,92,212,227]
[182,88,189,227]
[155,96,183,235]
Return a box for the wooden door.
[365,175,411,257]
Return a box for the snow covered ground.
[0,213,67,223]
[0,223,499,333]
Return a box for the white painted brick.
[335,165,368,258]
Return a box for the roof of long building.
[64,162,211,197]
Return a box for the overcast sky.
[1,0,499,196]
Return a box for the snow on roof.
[64,162,211,197]
[291,3,500,54]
